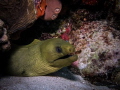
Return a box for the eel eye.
[56,46,62,53]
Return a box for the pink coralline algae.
[60,24,71,41]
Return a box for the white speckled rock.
[69,21,120,76]
[0,68,110,90]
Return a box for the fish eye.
[56,46,62,53]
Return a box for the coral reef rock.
[69,21,120,77]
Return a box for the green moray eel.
[6,38,78,76]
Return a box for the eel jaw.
[54,54,73,61]
[53,50,80,62]
[50,52,78,67]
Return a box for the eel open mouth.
[54,50,81,61]
[54,54,73,61]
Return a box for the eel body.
[7,38,77,76]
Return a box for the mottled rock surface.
[0,68,111,90]
[69,21,120,77]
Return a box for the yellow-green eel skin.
[6,38,78,76]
